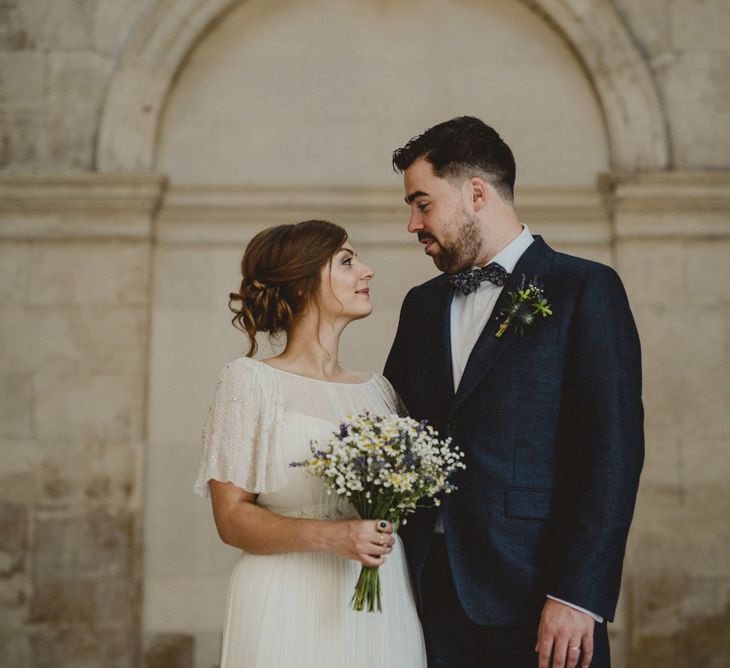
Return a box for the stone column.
[0,174,165,668]
[604,171,730,668]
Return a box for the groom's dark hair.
[392,116,516,203]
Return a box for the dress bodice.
[194,358,405,520]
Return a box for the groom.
[384,117,643,668]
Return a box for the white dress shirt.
[449,225,534,391]
[434,225,603,623]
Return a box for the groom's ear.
[468,176,489,212]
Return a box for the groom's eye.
[417,203,429,212]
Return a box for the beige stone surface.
[660,51,730,168]
[157,0,609,186]
[0,52,44,109]
[0,242,29,303]
[612,0,671,57]
[671,0,730,51]
[686,240,730,305]
[143,632,194,668]
[1,1,729,666]
[25,242,149,306]
[46,52,115,169]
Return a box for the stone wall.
[0,175,164,667]
[1,1,729,667]
[608,172,730,666]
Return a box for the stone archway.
[96,0,669,173]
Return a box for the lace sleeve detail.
[193,358,286,497]
[372,373,409,417]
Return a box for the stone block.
[0,52,45,109]
[0,242,29,304]
[46,51,114,169]
[631,500,729,585]
[0,574,30,631]
[0,306,148,376]
[671,0,730,51]
[94,575,138,628]
[17,0,95,51]
[37,438,137,506]
[660,52,730,169]
[193,631,222,668]
[0,0,31,50]
[0,470,37,504]
[637,304,728,441]
[685,240,730,306]
[612,0,671,58]
[630,574,730,668]
[30,628,136,668]
[33,508,133,581]
[93,0,153,56]
[0,108,46,168]
[0,632,31,668]
[34,373,144,443]
[640,436,681,495]
[144,633,194,668]
[680,438,729,489]
[0,502,27,578]
[26,242,150,306]
[148,311,238,445]
[0,371,32,438]
[29,577,96,624]
[30,509,136,624]
[144,575,233,634]
[615,240,686,307]
[154,247,227,310]
[70,306,148,377]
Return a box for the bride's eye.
[342,257,353,266]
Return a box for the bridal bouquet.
[292,412,465,612]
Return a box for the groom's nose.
[407,211,424,234]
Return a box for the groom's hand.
[535,598,594,668]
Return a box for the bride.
[194,220,427,667]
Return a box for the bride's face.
[318,241,374,323]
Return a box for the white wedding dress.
[194,357,427,668]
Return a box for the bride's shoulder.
[216,356,278,386]
[368,371,397,393]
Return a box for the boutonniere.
[495,275,553,338]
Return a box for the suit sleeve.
[549,265,644,621]
[383,287,416,411]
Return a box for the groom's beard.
[422,207,482,274]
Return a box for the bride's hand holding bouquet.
[293,412,465,612]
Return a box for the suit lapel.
[448,236,555,419]
[417,275,455,407]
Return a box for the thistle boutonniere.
[495,275,553,338]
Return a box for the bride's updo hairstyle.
[229,220,348,356]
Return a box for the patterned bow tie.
[447,262,510,295]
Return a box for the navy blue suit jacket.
[384,236,644,625]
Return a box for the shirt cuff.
[546,595,604,623]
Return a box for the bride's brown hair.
[229,220,348,357]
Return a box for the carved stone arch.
[96,0,669,172]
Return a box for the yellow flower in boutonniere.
[496,276,553,338]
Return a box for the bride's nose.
[362,264,374,280]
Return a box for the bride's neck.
[274,313,345,379]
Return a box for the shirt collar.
[484,225,534,274]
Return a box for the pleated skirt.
[219,537,427,667]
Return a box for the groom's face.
[403,157,481,274]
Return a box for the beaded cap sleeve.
[194,357,286,496]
